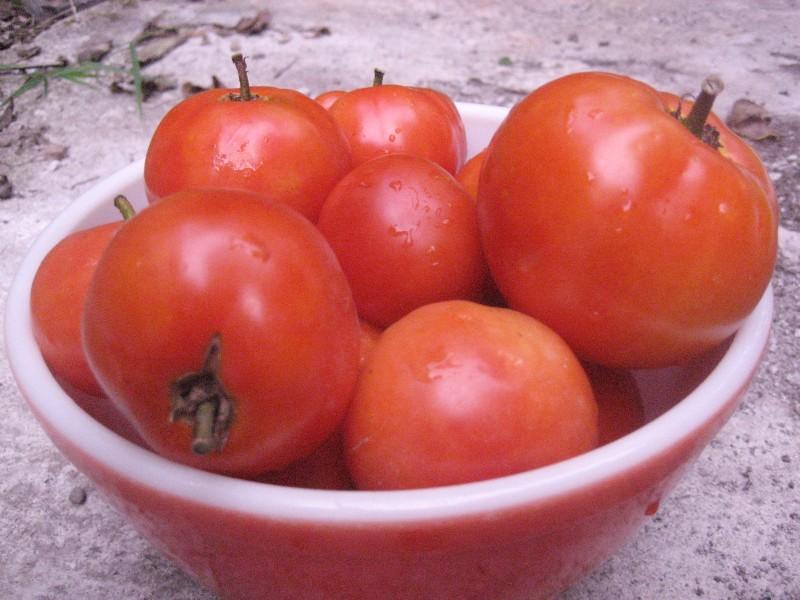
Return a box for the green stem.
[113,195,136,220]
[372,68,385,86]
[231,53,253,101]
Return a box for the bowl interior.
[4,102,774,524]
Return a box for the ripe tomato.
[30,197,135,396]
[344,300,598,490]
[144,55,351,222]
[583,363,645,445]
[317,154,487,328]
[315,89,345,110]
[478,72,778,368]
[255,429,353,490]
[455,148,487,200]
[328,69,467,174]
[82,189,361,477]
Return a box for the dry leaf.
[726,98,777,141]
[181,75,225,97]
[234,9,271,35]
[42,143,68,160]
[76,38,112,63]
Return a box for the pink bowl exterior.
[6,102,773,600]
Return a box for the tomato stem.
[169,333,235,455]
[231,53,253,101]
[113,195,136,221]
[684,75,724,138]
[372,68,385,86]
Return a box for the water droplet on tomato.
[389,134,396,143]
[588,108,603,119]
[586,171,596,182]
[719,202,730,214]
[389,180,403,191]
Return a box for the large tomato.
[317,154,487,328]
[478,72,778,368]
[328,70,467,174]
[144,55,351,222]
[82,189,361,477]
[344,300,598,490]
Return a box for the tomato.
[328,69,467,174]
[317,154,487,328]
[344,300,598,490]
[256,429,353,490]
[478,72,778,368]
[30,197,135,396]
[583,363,645,445]
[144,54,351,222]
[82,189,361,477]
[315,89,345,110]
[358,319,381,368]
[455,148,487,200]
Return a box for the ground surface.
[0,1,798,599]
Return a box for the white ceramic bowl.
[5,103,773,600]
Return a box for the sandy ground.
[1,1,798,598]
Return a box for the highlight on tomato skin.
[82,188,362,478]
[344,300,599,491]
[477,71,778,369]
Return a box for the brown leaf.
[302,25,331,39]
[234,9,271,35]
[181,75,225,97]
[134,33,189,66]
[726,98,778,141]
[42,143,68,160]
[76,38,112,63]
[16,45,41,60]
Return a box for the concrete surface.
[1,1,798,598]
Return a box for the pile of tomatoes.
[30,56,778,491]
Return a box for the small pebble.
[69,486,87,506]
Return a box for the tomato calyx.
[226,53,257,102]
[169,333,235,455]
[670,75,725,150]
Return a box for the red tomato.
[317,154,487,328]
[82,189,361,477]
[30,197,136,396]
[315,89,345,110]
[255,429,353,490]
[31,221,119,397]
[358,319,381,368]
[478,72,778,368]
[455,148,487,200]
[328,70,467,174]
[344,300,598,490]
[583,363,645,445]
[144,55,351,222]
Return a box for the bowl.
[5,103,773,600]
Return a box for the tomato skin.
[583,363,645,445]
[315,90,345,110]
[455,148,487,200]
[31,221,121,397]
[344,300,598,490]
[317,154,487,328]
[328,83,467,174]
[478,71,778,368]
[82,189,361,476]
[144,86,351,222]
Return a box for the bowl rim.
[4,102,774,524]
